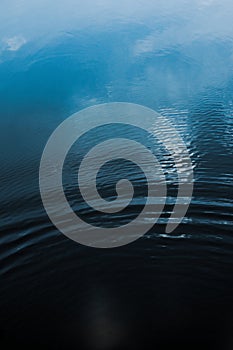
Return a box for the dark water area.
[1,1,233,349]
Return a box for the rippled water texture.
[0,1,233,349]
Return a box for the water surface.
[1,1,233,349]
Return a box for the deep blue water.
[1,1,233,349]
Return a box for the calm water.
[1,1,233,349]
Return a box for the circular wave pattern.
[39,103,193,248]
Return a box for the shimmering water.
[1,1,233,349]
